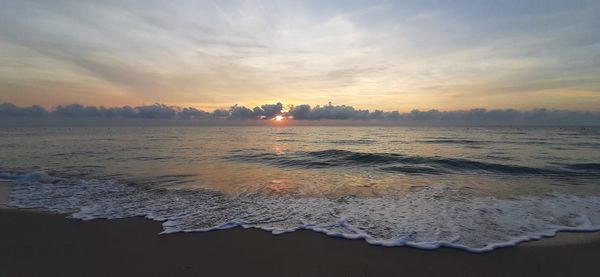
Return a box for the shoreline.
[1,208,599,276]
[2,180,600,248]
[2,181,600,276]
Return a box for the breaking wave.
[227,149,599,177]
[4,171,600,253]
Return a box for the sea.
[1,126,600,252]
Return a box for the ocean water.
[1,126,600,252]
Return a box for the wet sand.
[1,182,599,277]
[0,180,12,209]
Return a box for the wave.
[227,149,595,177]
[276,139,300,142]
[322,139,376,145]
[565,163,600,172]
[380,165,447,175]
[273,132,297,136]
[420,139,488,145]
[419,137,600,149]
[4,171,600,253]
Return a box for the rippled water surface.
[2,126,600,251]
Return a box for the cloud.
[253,102,283,119]
[1,1,599,111]
[55,104,104,117]
[179,107,210,119]
[52,103,177,118]
[135,104,178,118]
[0,102,47,116]
[228,104,255,119]
[288,102,368,120]
[395,108,600,125]
[227,102,284,119]
[2,102,599,126]
[212,108,230,118]
[287,104,311,120]
[288,102,385,120]
[1,102,211,119]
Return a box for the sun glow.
[274,115,284,121]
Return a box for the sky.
[1,0,600,112]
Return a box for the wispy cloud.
[1,0,599,111]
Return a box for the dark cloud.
[53,103,179,119]
[288,102,373,120]
[227,102,283,119]
[1,102,209,119]
[288,102,600,125]
[0,102,47,117]
[253,102,283,119]
[396,108,600,125]
[179,107,210,119]
[229,104,255,119]
[287,104,311,120]
[1,102,599,126]
[55,104,94,117]
[135,104,178,119]
[212,108,230,118]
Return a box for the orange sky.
[1,1,599,112]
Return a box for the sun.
[274,115,284,121]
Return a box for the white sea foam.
[7,171,600,252]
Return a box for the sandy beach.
[0,180,12,210]
[1,182,599,277]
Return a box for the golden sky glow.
[1,1,599,111]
